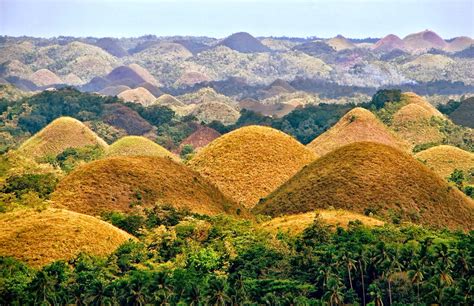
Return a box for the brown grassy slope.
[391,93,446,146]
[118,87,156,106]
[307,107,410,156]
[262,210,384,235]
[449,97,474,128]
[190,101,240,125]
[188,126,317,208]
[107,136,178,160]
[18,117,108,159]
[416,145,474,181]
[102,103,153,135]
[28,69,63,87]
[177,126,221,154]
[253,142,474,230]
[52,156,243,217]
[0,208,133,268]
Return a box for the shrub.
[2,173,58,199]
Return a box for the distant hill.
[403,30,447,52]
[254,142,474,230]
[28,69,63,87]
[176,126,221,154]
[373,34,406,52]
[0,208,133,267]
[416,145,474,180]
[118,87,156,106]
[18,117,108,159]
[102,103,154,135]
[190,100,240,125]
[307,107,410,156]
[449,97,474,128]
[107,136,178,160]
[52,156,244,216]
[444,36,473,53]
[326,35,356,51]
[94,37,129,57]
[189,126,317,208]
[218,32,271,53]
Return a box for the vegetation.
[189,125,316,208]
[0,212,472,305]
[106,136,177,160]
[254,142,474,230]
[52,156,244,216]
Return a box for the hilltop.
[177,126,221,154]
[188,126,317,208]
[403,30,447,52]
[28,69,63,87]
[326,35,355,51]
[262,210,384,235]
[0,208,133,268]
[218,32,271,53]
[118,87,156,106]
[18,117,108,159]
[415,145,474,180]
[189,100,240,125]
[449,97,474,128]
[307,107,410,156]
[373,34,405,52]
[107,136,177,159]
[254,142,474,230]
[52,156,242,216]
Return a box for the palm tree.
[409,260,424,304]
[84,280,109,306]
[323,276,344,306]
[342,252,357,291]
[206,277,230,306]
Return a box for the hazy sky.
[1,0,473,38]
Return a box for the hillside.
[18,117,108,159]
[117,87,156,106]
[403,30,447,52]
[188,126,317,208]
[28,69,63,87]
[0,208,133,267]
[415,145,474,180]
[218,32,271,53]
[391,93,446,146]
[52,156,243,216]
[107,136,178,159]
[444,36,474,53]
[105,64,160,88]
[189,100,240,125]
[449,97,474,128]
[307,107,410,156]
[262,210,384,235]
[373,34,406,52]
[177,126,221,153]
[254,142,474,230]
[326,35,355,51]
[102,103,154,135]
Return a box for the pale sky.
[0,0,473,39]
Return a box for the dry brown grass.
[18,117,108,159]
[52,156,244,217]
[177,126,221,154]
[416,145,474,181]
[28,69,63,87]
[118,87,156,106]
[261,210,384,235]
[188,125,317,208]
[106,136,178,160]
[307,107,410,156]
[392,93,446,147]
[254,142,474,230]
[0,208,133,268]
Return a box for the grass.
[177,126,221,154]
[52,156,245,217]
[106,136,178,160]
[118,87,156,106]
[254,142,474,230]
[189,125,317,208]
[307,107,410,156]
[416,145,474,182]
[18,117,108,159]
[190,100,240,125]
[0,208,133,268]
[261,209,384,235]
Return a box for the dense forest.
[1,206,472,305]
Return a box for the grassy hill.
[107,136,178,160]
[254,142,474,230]
[18,117,108,159]
[188,126,317,208]
[0,208,133,267]
[449,97,474,128]
[177,126,220,154]
[218,32,271,53]
[52,156,243,216]
[261,210,384,235]
[117,87,156,106]
[416,145,474,181]
[307,107,410,156]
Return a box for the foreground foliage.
[0,210,472,305]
